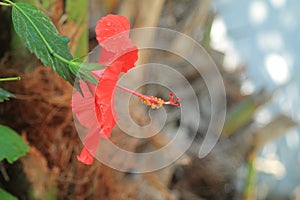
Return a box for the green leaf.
[0,188,17,200]
[0,88,15,103]
[0,125,29,164]
[10,2,75,84]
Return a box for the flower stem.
[0,77,21,82]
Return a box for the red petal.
[100,35,134,55]
[96,14,137,70]
[94,47,138,138]
[77,147,94,165]
[94,65,120,138]
[72,82,96,128]
[72,69,104,128]
[111,48,138,73]
[99,43,137,67]
[95,14,130,45]
[94,15,138,138]
[72,69,105,165]
[82,125,103,156]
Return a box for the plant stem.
[52,52,73,66]
[0,2,10,6]
[0,77,21,82]
[243,151,256,200]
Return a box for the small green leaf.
[79,71,97,85]
[10,2,75,84]
[0,188,17,200]
[0,88,15,103]
[79,62,106,71]
[69,62,105,85]
[0,125,29,164]
[78,62,105,85]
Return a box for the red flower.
[72,14,180,165]
[73,14,138,165]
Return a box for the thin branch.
[0,2,11,6]
[0,77,21,82]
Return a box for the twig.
[0,162,10,181]
[0,2,11,7]
[243,150,256,200]
[0,77,21,81]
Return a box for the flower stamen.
[116,84,181,109]
[163,93,181,108]
[139,95,165,109]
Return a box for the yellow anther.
[139,95,164,109]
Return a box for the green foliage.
[3,0,106,93]
[65,0,88,58]
[222,97,256,137]
[0,88,15,102]
[0,188,17,200]
[0,125,29,164]
[44,184,57,200]
[66,0,88,22]
[10,2,75,85]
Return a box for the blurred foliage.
[0,88,14,103]
[0,188,17,200]
[0,125,29,164]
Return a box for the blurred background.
[0,0,299,199]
